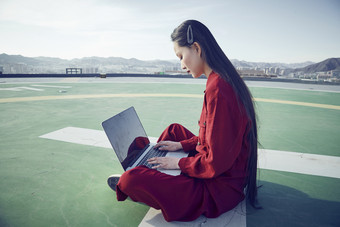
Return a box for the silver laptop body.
[102,106,187,176]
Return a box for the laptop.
[102,106,188,176]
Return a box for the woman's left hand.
[154,141,183,152]
[147,157,181,170]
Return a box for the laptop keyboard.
[138,146,167,168]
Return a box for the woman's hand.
[147,157,180,170]
[154,141,183,152]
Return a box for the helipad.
[0,76,339,226]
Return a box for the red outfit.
[116,72,250,222]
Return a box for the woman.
[108,20,259,222]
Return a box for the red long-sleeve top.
[179,72,250,195]
[116,71,252,220]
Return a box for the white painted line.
[39,127,112,148]
[258,149,340,179]
[139,199,246,227]
[39,127,340,179]
[39,127,158,148]
[0,86,44,91]
[31,85,72,88]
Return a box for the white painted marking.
[0,86,44,91]
[139,200,246,227]
[39,127,340,179]
[39,127,112,148]
[258,149,340,179]
[39,127,158,148]
[31,85,72,88]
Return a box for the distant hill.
[0,53,171,67]
[293,58,340,73]
[0,53,181,74]
[1,53,338,75]
[0,53,42,65]
[0,53,314,68]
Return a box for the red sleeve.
[180,136,198,152]
[179,85,248,179]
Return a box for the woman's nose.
[181,61,186,69]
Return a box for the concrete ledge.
[139,200,246,227]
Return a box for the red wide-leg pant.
[116,124,213,222]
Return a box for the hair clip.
[187,25,194,44]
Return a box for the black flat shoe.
[107,174,121,192]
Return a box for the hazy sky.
[1,0,339,63]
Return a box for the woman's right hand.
[154,141,183,152]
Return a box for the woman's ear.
[192,42,202,57]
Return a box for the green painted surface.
[248,170,340,227]
[0,80,339,226]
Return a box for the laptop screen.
[102,107,150,170]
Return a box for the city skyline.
[1,0,340,63]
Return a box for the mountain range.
[0,53,339,75]
[292,58,340,73]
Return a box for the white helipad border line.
[31,84,72,88]
[258,149,340,179]
[39,127,340,179]
[40,126,112,148]
[0,86,44,91]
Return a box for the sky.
[0,0,339,63]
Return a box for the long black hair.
[171,20,260,208]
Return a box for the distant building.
[4,63,28,73]
[281,69,285,75]
[274,67,280,74]
[317,71,332,81]
[83,67,99,74]
[237,69,268,77]
[0,66,3,74]
[331,70,340,78]
[316,70,340,82]
[264,67,275,75]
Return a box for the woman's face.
[173,42,204,78]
